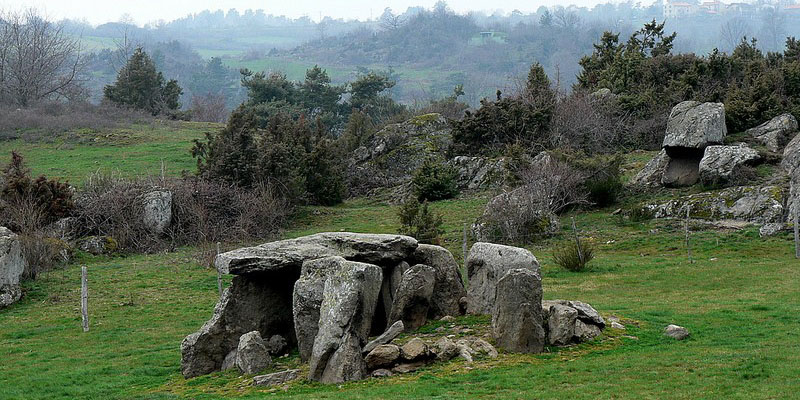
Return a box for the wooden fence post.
[81,266,89,332]
[216,242,223,298]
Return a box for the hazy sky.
[0,0,604,26]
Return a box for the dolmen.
[180,233,466,382]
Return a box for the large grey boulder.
[492,269,545,353]
[628,150,669,189]
[0,227,25,308]
[645,185,786,224]
[466,243,540,315]
[547,304,578,346]
[662,101,727,151]
[292,256,346,362]
[410,244,467,319]
[388,264,436,331]
[365,344,401,369]
[141,190,172,234]
[217,233,418,275]
[748,113,798,152]
[699,144,761,185]
[235,331,272,375]
[180,275,296,379]
[449,156,506,191]
[308,261,382,383]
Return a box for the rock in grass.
[365,344,401,369]
[574,320,602,342]
[470,339,498,358]
[547,304,578,346]
[400,338,429,361]
[253,369,300,386]
[363,320,405,354]
[432,337,460,361]
[235,331,272,375]
[371,369,393,378]
[664,324,690,340]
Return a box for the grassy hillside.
[1,124,799,399]
[0,121,219,184]
[1,194,799,399]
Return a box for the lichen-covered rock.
[574,320,602,342]
[388,264,436,331]
[0,227,25,308]
[432,337,460,361]
[180,274,296,379]
[644,185,786,224]
[77,236,118,255]
[662,101,727,151]
[628,150,669,189]
[348,113,452,196]
[293,256,347,362]
[141,190,172,234]
[748,114,798,153]
[410,244,466,319]
[547,304,577,346]
[449,156,505,191]
[492,268,545,353]
[235,331,272,375]
[466,243,540,315]
[308,261,382,383]
[470,338,499,358]
[699,144,761,185]
[253,369,300,386]
[782,127,800,174]
[217,232,418,275]
[365,344,401,369]
[759,223,785,237]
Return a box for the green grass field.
[0,124,799,399]
[0,121,219,184]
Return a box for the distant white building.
[664,1,695,18]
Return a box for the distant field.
[0,121,219,185]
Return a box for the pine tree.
[104,47,183,115]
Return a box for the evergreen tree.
[103,47,183,115]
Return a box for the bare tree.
[0,9,86,106]
[380,8,406,32]
[759,7,786,52]
[552,7,582,30]
[719,18,750,52]
[190,93,228,123]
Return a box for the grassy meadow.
[0,122,799,399]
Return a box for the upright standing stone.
[492,269,545,353]
[292,256,346,362]
[388,264,436,331]
[141,190,172,234]
[466,243,540,315]
[0,227,25,308]
[308,261,382,383]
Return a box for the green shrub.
[411,158,459,202]
[397,197,444,245]
[553,239,595,272]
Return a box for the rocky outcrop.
[492,268,545,353]
[0,227,25,308]
[748,114,798,153]
[644,185,786,224]
[410,244,466,319]
[388,264,436,331]
[141,190,172,234]
[449,156,505,191]
[782,128,800,174]
[235,331,272,375]
[216,233,418,275]
[308,261,382,383]
[698,144,761,185]
[348,114,452,196]
[466,243,540,315]
[180,274,296,379]
[662,101,727,151]
[628,150,669,189]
